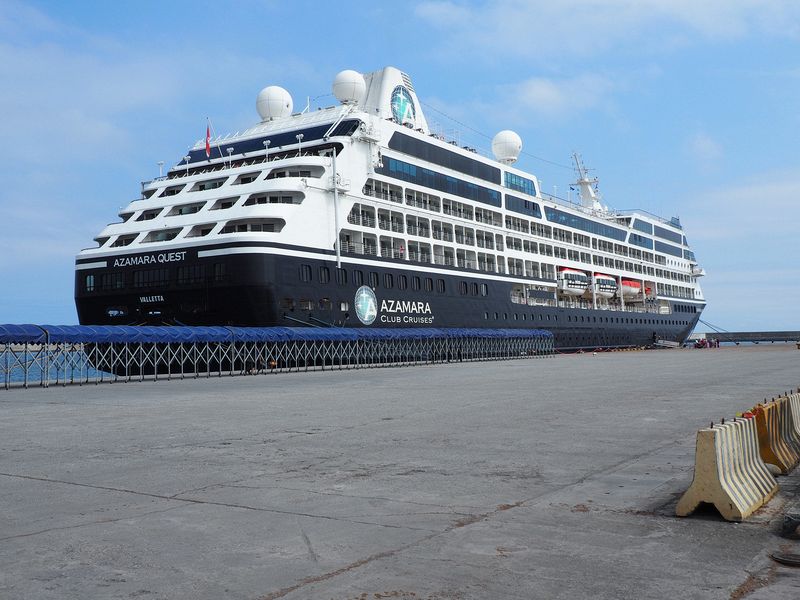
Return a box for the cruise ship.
[74,66,706,350]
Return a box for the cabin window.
[335,268,347,285]
[459,281,468,295]
[369,271,379,288]
[319,266,330,284]
[133,269,169,288]
[480,283,488,296]
[471,282,479,296]
[436,279,445,294]
[384,273,394,288]
[177,265,205,285]
[424,277,433,292]
[102,272,124,293]
[213,263,227,282]
[85,274,96,292]
[411,276,421,291]
[354,270,364,286]
[398,275,408,290]
[300,264,312,282]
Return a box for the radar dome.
[256,86,293,120]
[332,70,366,105]
[492,130,522,164]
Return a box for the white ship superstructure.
[75,66,705,349]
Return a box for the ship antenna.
[572,152,604,212]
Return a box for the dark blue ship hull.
[75,243,703,350]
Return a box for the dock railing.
[1,325,554,389]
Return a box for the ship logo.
[390,85,416,127]
[354,285,378,325]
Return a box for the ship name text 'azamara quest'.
[75,67,706,350]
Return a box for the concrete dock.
[1,345,799,599]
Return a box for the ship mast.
[572,153,604,212]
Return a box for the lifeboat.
[620,279,642,298]
[591,273,617,299]
[557,268,589,296]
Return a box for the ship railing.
[363,188,385,200]
[347,214,376,228]
[433,255,455,266]
[539,192,680,229]
[553,298,669,314]
[405,226,430,237]
[145,150,328,186]
[432,231,454,242]
[442,208,472,219]
[340,241,378,256]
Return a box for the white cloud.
[687,132,723,168]
[678,172,800,330]
[414,0,800,62]
[507,74,616,120]
[682,173,800,244]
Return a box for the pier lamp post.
[263,140,271,162]
[157,161,164,178]
[183,155,191,176]
[226,147,234,169]
[296,133,304,156]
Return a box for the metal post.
[592,274,597,310]
[618,275,625,312]
[332,149,341,268]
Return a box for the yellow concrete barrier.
[753,399,800,474]
[779,393,800,456]
[790,393,800,443]
[676,417,777,521]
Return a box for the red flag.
[205,123,211,158]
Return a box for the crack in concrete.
[254,437,694,599]
[0,472,440,540]
[263,483,485,511]
[297,522,319,564]
[0,504,184,542]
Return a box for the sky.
[0,0,798,332]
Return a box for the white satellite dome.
[256,86,293,120]
[332,69,366,105]
[492,130,522,164]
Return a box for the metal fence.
[1,326,553,389]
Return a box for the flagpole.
[206,117,226,160]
